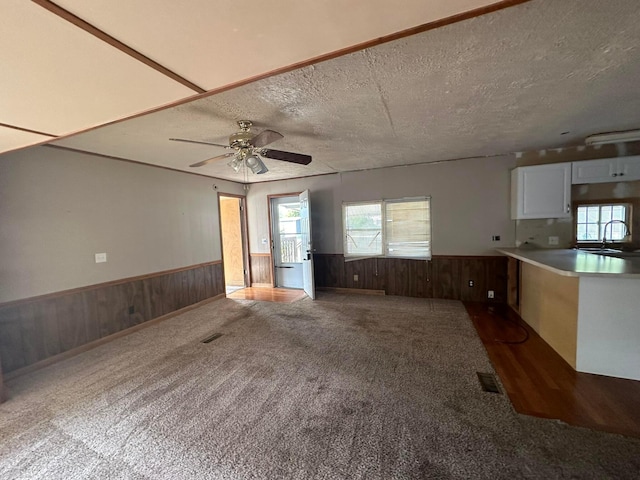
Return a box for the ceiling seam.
[0,123,57,137]
[31,0,206,94]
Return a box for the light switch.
[95,252,107,263]
[548,236,559,246]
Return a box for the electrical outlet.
[468,280,474,287]
[95,252,107,263]
[354,274,359,282]
[488,290,495,299]
[548,236,559,246]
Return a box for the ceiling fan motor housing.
[229,120,254,148]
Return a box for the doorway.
[219,194,249,294]
[270,195,304,289]
[268,191,315,299]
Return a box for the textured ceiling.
[52,0,640,183]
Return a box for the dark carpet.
[1,293,639,479]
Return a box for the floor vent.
[202,333,223,344]
[477,372,501,394]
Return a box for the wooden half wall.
[0,261,224,377]
[313,254,507,302]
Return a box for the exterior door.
[271,196,303,289]
[299,189,316,299]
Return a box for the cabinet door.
[512,163,571,219]
[618,155,640,181]
[572,158,616,184]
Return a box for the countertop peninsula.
[497,248,640,278]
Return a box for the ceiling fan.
[170,120,312,174]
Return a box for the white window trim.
[343,196,432,261]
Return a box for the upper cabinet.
[511,163,571,219]
[572,155,640,184]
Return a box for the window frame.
[343,196,432,260]
[573,200,632,247]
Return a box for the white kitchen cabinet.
[572,155,640,184]
[511,162,572,219]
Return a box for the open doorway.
[268,191,315,299]
[219,194,249,294]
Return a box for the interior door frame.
[218,192,251,288]
[267,192,302,288]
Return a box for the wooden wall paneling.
[33,299,62,358]
[56,292,89,353]
[460,258,486,302]
[203,265,215,299]
[174,270,191,310]
[127,280,148,327]
[485,256,508,304]
[0,306,26,372]
[432,257,461,299]
[18,303,47,365]
[249,254,273,286]
[213,263,224,296]
[81,289,100,343]
[96,284,128,337]
[186,268,198,306]
[0,262,223,377]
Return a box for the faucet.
[602,220,631,249]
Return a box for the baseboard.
[317,287,386,296]
[251,283,274,288]
[4,293,225,381]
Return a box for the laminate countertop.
[497,248,640,278]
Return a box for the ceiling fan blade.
[250,129,284,148]
[261,149,312,165]
[189,152,235,167]
[170,138,231,149]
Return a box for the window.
[343,197,431,259]
[576,203,631,243]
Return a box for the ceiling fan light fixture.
[245,154,268,174]
[227,156,243,173]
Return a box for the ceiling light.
[245,154,268,174]
[227,156,242,173]
[585,129,640,146]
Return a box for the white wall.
[0,147,243,302]
[246,155,517,255]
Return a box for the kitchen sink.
[578,248,640,259]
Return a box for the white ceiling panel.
[54,0,504,91]
[0,127,54,155]
[0,0,194,136]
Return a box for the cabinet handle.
[619,172,625,176]
[567,203,570,213]
[612,173,618,177]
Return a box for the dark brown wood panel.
[314,254,506,302]
[250,254,273,286]
[0,262,224,376]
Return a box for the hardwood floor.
[466,302,640,438]
[227,287,307,303]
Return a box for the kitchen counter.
[498,247,640,381]
[497,248,640,278]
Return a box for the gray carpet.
[1,293,639,479]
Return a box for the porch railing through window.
[280,234,303,263]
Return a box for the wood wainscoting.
[0,261,224,377]
[250,253,273,287]
[313,254,507,302]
